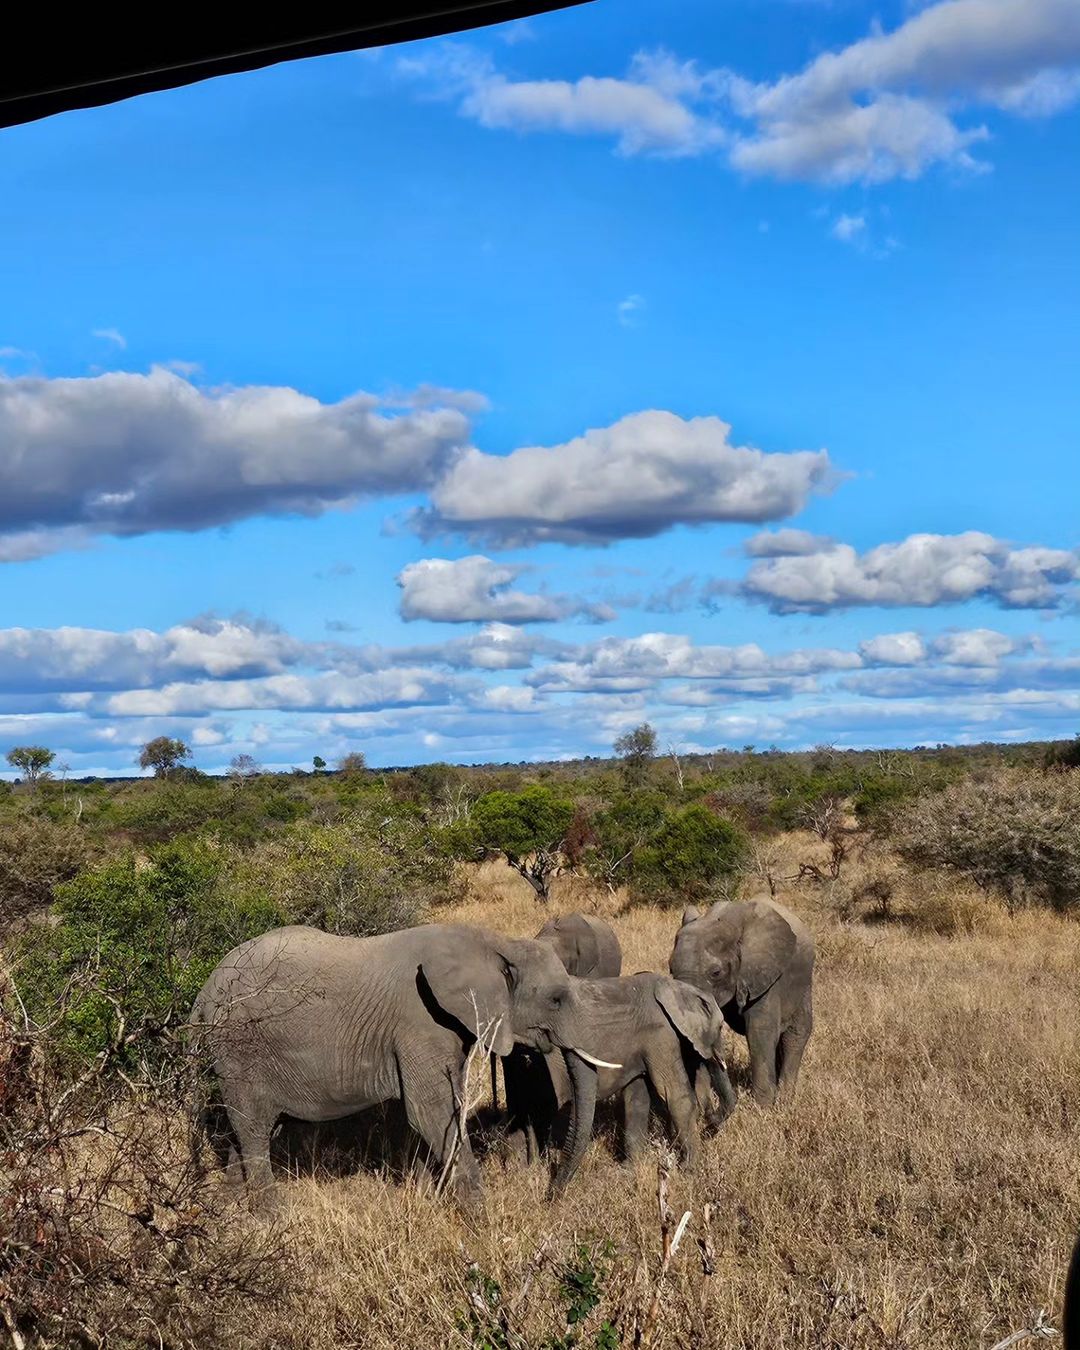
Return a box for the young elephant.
[503,973,730,1189]
[191,923,614,1206]
[535,912,622,979]
[669,896,814,1108]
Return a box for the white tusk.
[571,1048,622,1070]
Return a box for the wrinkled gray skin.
[191,923,600,1206]
[535,912,622,979]
[504,974,728,1187]
[669,896,814,1109]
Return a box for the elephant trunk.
[708,1055,738,1119]
[551,1049,597,1197]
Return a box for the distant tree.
[453,785,575,901]
[613,723,657,786]
[312,755,327,773]
[138,736,191,779]
[228,753,260,785]
[338,752,367,777]
[6,745,55,788]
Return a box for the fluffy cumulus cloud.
[404,1,1080,185]
[399,45,727,156]
[0,368,474,556]
[416,411,834,547]
[0,616,307,692]
[396,556,613,624]
[4,613,1080,774]
[525,632,862,695]
[858,631,928,666]
[741,531,1079,612]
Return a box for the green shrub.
[222,807,449,935]
[17,842,282,1066]
[632,803,747,906]
[890,768,1080,911]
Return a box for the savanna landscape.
[2,736,1077,1349]
[3,1,1079,1346]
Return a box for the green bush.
[17,842,282,1066]
[632,803,747,906]
[222,806,451,935]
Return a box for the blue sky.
[1,0,1078,774]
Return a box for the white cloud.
[92,327,127,349]
[0,368,471,553]
[727,0,1080,183]
[617,294,645,327]
[396,555,612,624]
[102,668,468,717]
[526,632,861,694]
[745,528,835,557]
[859,631,928,665]
[930,627,1024,665]
[417,410,834,547]
[404,2,1080,186]
[401,44,727,157]
[0,616,308,692]
[742,531,1079,612]
[831,213,866,242]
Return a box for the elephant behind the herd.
[190,922,618,1205]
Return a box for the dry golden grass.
[216,849,1080,1349]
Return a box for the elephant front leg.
[622,1077,650,1165]
[745,1006,781,1108]
[402,1065,482,1207]
[652,1067,701,1171]
[776,1020,812,1105]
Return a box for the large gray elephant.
[535,912,622,979]
[669,897,814,1108]
[504,973,731,1186]
[190,923,616,1205]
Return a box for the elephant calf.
[503,972,731,1189]
[669,896,814,1108]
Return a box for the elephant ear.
[735,905,796,1008]
[681,904,702,927]
[418,949,515,1057]
[655,979,722,1060]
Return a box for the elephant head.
[654,976,726,1061]
[420,929,618,1194]
[669,898,797,1012]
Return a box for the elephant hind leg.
[222,1088,279,1204]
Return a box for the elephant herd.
[190,898,815,1206]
